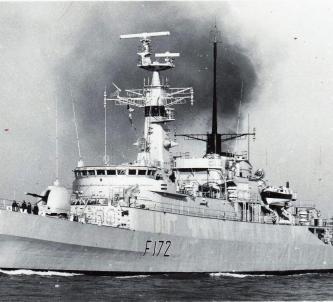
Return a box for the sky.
[0,1,333,214]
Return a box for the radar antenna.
[119,31,178,70]
[155,52,180,58]
[120,31,170,40]
[105,31,193,109]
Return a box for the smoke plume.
[3,2,332,216]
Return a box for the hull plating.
[0,210,332,273]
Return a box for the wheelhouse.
[74,166,157,179]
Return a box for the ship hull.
[0,210,333,273]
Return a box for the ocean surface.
[0,270,333,301]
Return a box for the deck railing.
[0,199,14,211]
[2,196,333,228]
[129,199,333,227]
[132,198,250,222]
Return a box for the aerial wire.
[55,96,59,186]
[235,80,243,153]
[70,86,82,161]
[104,87,109,165]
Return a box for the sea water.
[0,270,332,301]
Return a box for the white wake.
[210,272,269,278]
[0,269,81,277]
[115,275,150,279]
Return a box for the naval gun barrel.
[25,192,49,202]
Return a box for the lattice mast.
[105,32,194,169]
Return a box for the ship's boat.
[0,28,332,274]
[260,186,294,207]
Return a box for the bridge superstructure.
[104,31,193,170]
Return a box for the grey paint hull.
[0,210,332,273]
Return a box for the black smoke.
[54,2,257,164]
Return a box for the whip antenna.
[70,87,83,164]
[103,87,109,165]
[55,96,59,186]
[235,80,243,152]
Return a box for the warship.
[1,28,333,274]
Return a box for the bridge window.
[144,106,167,117]
[98,198,108,205]
[87,199,97,205]
[117,169,126,175]
[138,169,147,176]
[81,170,87,176]
[178,168,208,173]
[129,169,137,175]
[147,170,156,176]
[97,170,105,175]
[88,170,95,176]
[107,170,116,175]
